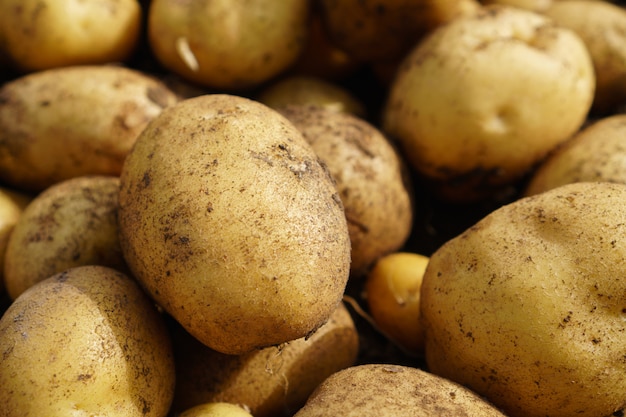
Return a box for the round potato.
[118,94,351,355]
[147,0,310,90]
[382,5,595,202]
[543,0,626,114]
[171,302,359,417]
[0,265,175,417]
[293,364,507,416]
[3,176,126,300]
[0,0,142,72]
[524,114,626,196]
[421,181,626,417]
[0,65,179,192]
[0,186,31,294]
[179,403,254,417]
[277,105,414,277]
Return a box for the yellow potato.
[118,94,351,355]
[179,403,254,417]
[421,181,626,417]
[0,186,31,294]
[543,0,626,114]
[3,176,127,300]
[277,105,414,277]
[293,364,507,416]
[147,0,310,90]
[364,252,429,354]
[0,65,179,192]
[0,265,175,417]
[0,0,142,72]
[171,302,359,417]
[524,114,626,196]
[382,5,595,202]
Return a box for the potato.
[543,0,626,114]
[257,76,367,118]
[364,251,429,354]
[293,364,507,416]
[524,114,626,196]
[0,65,179,192]
[317,0,481,63]
[147,0,310,90]
[118,94,351,355]
[171,302,359,417]
[179,403,254,417]
[421,181,626,417]
[0,0,141,72]
[0,265,175,417]
[0,187,31,294]
[3,176,127,300]
[382,5,595,202]
[277,105,413,277]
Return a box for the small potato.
[118,94,351,355]
[293,364,507,416]
[147,0,310,90]
[383,5,595,202]
[543,0,626,113]
[364,251,429,354]
[179,403,254,417]
[171,303,359,417]
[277,105,414,277]
[421,182,626,417]
[524,114,626,196]
[0,65,179,192]
[0,0,142,72]
[0,186,31,294]
[257,76,366,118]
[3,176,126,300]
[0,265,176,417]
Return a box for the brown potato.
[382,5,595,202]
[171,302,359,417]
[421,181,626,417]
[118,94,351,355]
[293,364,507,416]
[147,0,310,90]
[3,176,126,300]
[0,0,142,72]
[524,114,626,196]
[0,265,175,417]
[277,105,414,277]
[0,65,179,192]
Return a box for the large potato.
[3,176,126,300]
[293,364,507,416]
[382,5,595,202]
[118,94,351,355]
[277,105,413,277]
[0,65,179,192]
[524,114,626,196]
[421,181,626,417]
[0,265,175,417]
[171,302,359,417]
[0,0,142,72]
[543,0,626,114]
[147,0,310,90]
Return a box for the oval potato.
[118,94,351,355]
[0,65,179,192]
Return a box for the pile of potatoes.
[2,0,626,416]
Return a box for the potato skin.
[0,187,31,294]
[0,265,176,417]
[293,364,507,416]
[421,182,626,417]
[0,65,179,192]
[118,94,351,355]
[382,5,595,201]
[171,302,359,417]
[3,176,127,300]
